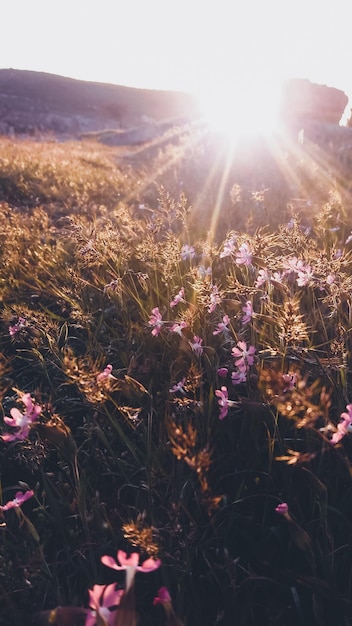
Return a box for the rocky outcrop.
[280,78,349,126]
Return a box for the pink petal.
[9,407,23,421]
[101,555,124,571]
[138,557,161,572]
[4,415,19,427]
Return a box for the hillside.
[0,68,200,136]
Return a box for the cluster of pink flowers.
[215,341,256,419]
[331,404,352,445]
[85,550,162,625]
[1,393,42,442]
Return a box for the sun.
[195,80,284,142]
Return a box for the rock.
[280,78,349,127]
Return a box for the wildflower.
[208,285,221,313]
[272,271,283,283]
[232,341,256,369]
[231,368,247,385]
[101,550,161,592]
[97,364,113,383]
[180,244,195,261]
[235,242,253,266]
[255,269,270,288]
[296,264,314,287]
[149,307,163,337]
[217,367,228,378]
[1,393,42,442]
[215,386,237,420]
[241,301,253,325]
[169,320,188,336]
[331,404,352,445]
[220,235,237,258]
[326,273,336,285]
[9,316,26,337]
[153,586,172,606]
[190,335,203,357]
[213,315,230,335]
[282,372,297,392]
[0,490,34,512]
[275,502,289,516]
[170,287,185,308]
[345,233,352,245]
[169,378,186,393]
[86,584,123,626]
[282,256,304,274]
[196,265,212,280]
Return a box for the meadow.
[1,126,352,625]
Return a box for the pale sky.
[1,0,351,107]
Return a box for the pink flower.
[282,256,304,275]
[331,404,352,445]
[215,386,237,420]
[169,378,186,393]
[255,269,270,288]
[190,335,203,357]
[282,373,297,392]
[326,273,336,285]
[275,502,289,516]
[296,264,314,287]
[86,584,124,626]
[153,586,172,607]
[170,288,185,308]
[241,301,253,325]
[231,368,247,385]
[180,244,195,261]
[0,490,34,512]
[149,307,163,337]
[213,315,230,335]
[220,235,237,258]
[169,320,188,336]
[1,393,42,442]
[9,316,26,337]
[101,551,161,592]
[235,242,253,266]
[97,364,113,383]
[217,367,228,378]
[208,285,221,313]
[232,341,256,369]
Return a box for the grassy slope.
[1,132,352,625]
